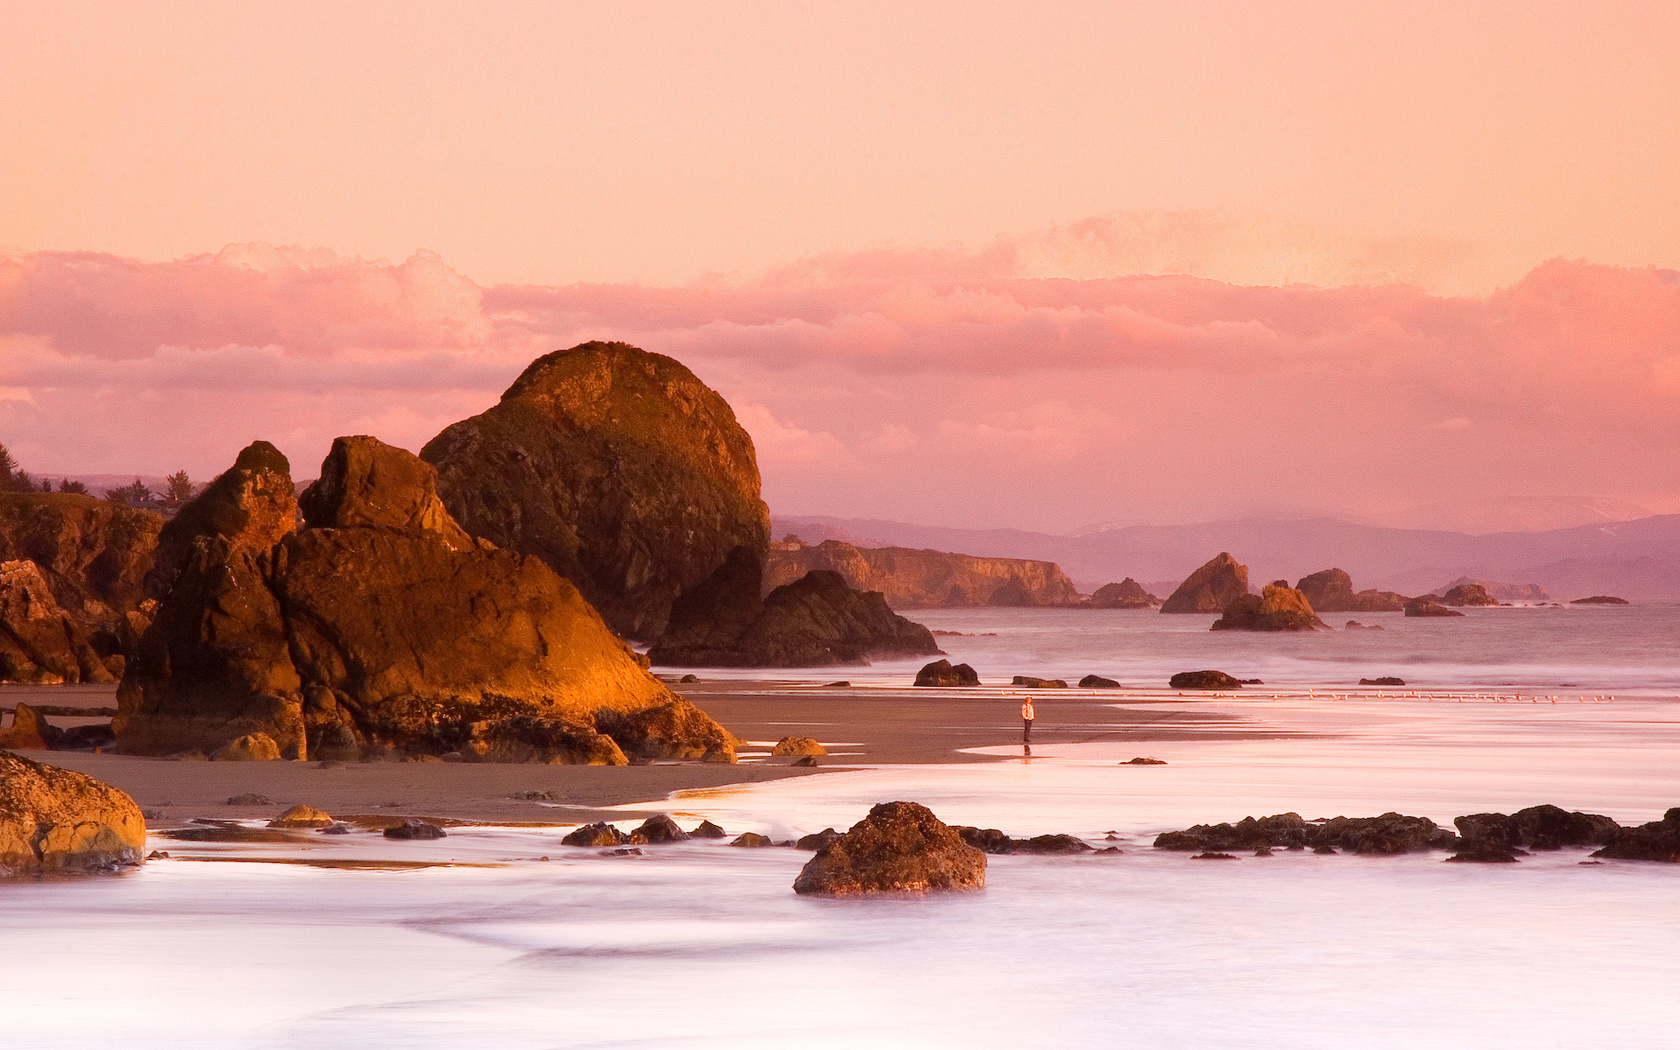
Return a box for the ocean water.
[4,605,1678,1047]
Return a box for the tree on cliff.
[58,479,90,495]
[0,442,38,493]
[104,479,153,506]
[163,471,196,504]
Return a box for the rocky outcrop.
[1155,811,1456,854]
[1089,579,1158,609]
[0,752,146,874]
[915,659,979,687]
[1438,577,1546,602]
[1404,597,1465,617]
[116,437,733,763]
[1160,553,1248,614]
[772,736,827,757]
[268,804,335,828]
[1294,568,1408,613]
[1013,676,1067,688]
[952,826,1093,854]
[0,703,58,749]
[792,801,986,896]
[1436,583,1500,607]
[421,342,770,641]
[1169,670,1243,689]
[650,568,940,668]
[767,539,1081,609]
[1359,677,1406,686]
[0,560,112,683]
[1454,805,1620,850]
[1079,674,1119,688]
[1210,582,1327,631]
[1591,809,1680,862]
[1571,595,1630,605]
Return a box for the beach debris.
[317,825,351,835]
[146,850,169,860]
[562,823,628,847]
[915,659,979,687]
[793,801,986,896]
[690,820,727,839]
[771,736,827,757]
[268,804,334,828]
[1123,757,1167,765]
[1078,674,1120,688]
[602,848,643,857]
[226,793,274,806]
[384,819,447,840]
[730,832,773,848]
[628,814,689,844]
[509,790,567,802]
[0,752,146,875]
[1253,848,1273,857]
[1169,670,1243,690]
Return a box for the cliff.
[765,539,1081,609]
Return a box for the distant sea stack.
[1435,583,1500,607]
[1160,553,1249,613]
[116,437,735,764]
[1089,579,1158,609]
[765,538,1081,609]
[422,341,770,642]
[1437,577,1546,603]
[1294,568,1407,613]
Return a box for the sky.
[3,1,1678,531]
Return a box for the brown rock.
[1169,670,1243,689]
[422,342,769,641]
[729,831,773,848]
[1079,674,1120,688]
[792,801,986,896]
[145,441,298,600]
[1295,568,1408,613]
[0,702,60,750]
[212,733,281,761]
[1211,583,1327,631]
[0,751,146,874]
[627,814,688,844]
[771,736,827,757]
[268,804,335,828]
[1436,583,1499,607]
[915,659,979,687]
[384,819,447,840]
[691,820,727,839]
[298,435,475,550]
[1571,595,1630,605]
[1012,676,1068,688]
[563,822,628,847]
[1455,805,1620,850]
[1160,553,1248,614]
[1590,808,1680,862]
[765,539,1081,609]
[1089,579,1158,609]
[1404,597,1465,617]
[0,560,110,684]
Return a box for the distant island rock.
[1211,581,1327,631]
[421,342,770,642]
[1089,578,1158,609]
[765,537,1081,609]
[1571,595,1630,605]
[1404,596,1466,617]
[1294,568,1407,612]
[115,437,735,764]
[1160,553,1248,614]
[1437,577,1547,602]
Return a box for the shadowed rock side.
[0,491,161,663]
[422,342,770,641]
[116,437,734,763]
[766,539,1082,609]
[1294,568,1408,612]
[1160,553,1249,613]
[793,801,986,896]
[1211,582,1327,631]
[651,566,941,668]
[144,441,299,600]
[0,752,146,874]
[1089,579,1158,608]
[0,560,113,684]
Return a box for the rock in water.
[1211,582,1327,631]
[1294,568,1408,613]
[1169,670,1243,690]
[1360,677,1406,686]
[1160,553,1249,614]
[0,752,146,874]
[650,569,940,668]
[1571,595,1629,605]
[1404,597,1465,617]
[384,819,447,840]
[268,804,335,828]
[116,437,734,764]
[1455,804,1621,850]
[1079,674,1120,688]
[772,736,827,757]
[0,560,110,684]
[421,342,770,641]
[1089,579,1158,609]
[1591,809,1680,862]
[915,659,980,687]
[1436,583,1499,607]
[792,801,986,896]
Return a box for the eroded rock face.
[792,801,986,896]
[0,752,146,874]
[1295,569,1408,613]
[651,569,940,668]
[422,342,770,641]
[766,539,1082,609]
[1211,583,1327,631]
[0,560,112,684]
[116,437,732,764]
[1090,579,1158,609]
[1160,553,1249,614]
[145,441,298,600]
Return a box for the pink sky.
[3,3,1678,530]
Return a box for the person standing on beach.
[1022,696,1035,743]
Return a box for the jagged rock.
[691,820,727,839]
[1360,677,1406,686]
[772,736,826,757]
[1169,670,1243,690]
[1012,833,1093,855]
[730,832,773,848]
[0,560,111,684]
[766,539,1082,609]
[628,814,688,844]
[1079,674,1120,688]
[651,568,940,668]
[1160,553,1248,614]
[1571,595,1629,605]
[563,822,628,847]
[1211,583,1327,631]
[1294,569,1408,613]
[0,702,60,750]
[915,659,979,687]
[1455,805,1620,850]
[792,801,986,896]
[1404,597,1465,617]
[116,438,733,764]
[268,804,334,828]
[1314,813,1456,854]
[1012,676,1067,688]
[422,342,769,641]
[145,441,298,600]
[384,819,447,840]
[0,752,146,874]
[1155,813,1312,852]
[1156,811,1453,854]
[1436,583,1499,607]
[795,828,843,851]
[1089,579,1157,609]
[1591,809,1680,862]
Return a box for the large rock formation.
[116,436,734,763]
[421,342,770,641]
[1211,582,1327,631]
[1089,579,1158,609]
[766,539,1081,609]
[0,491,161,660]
[1160,553,1248,614]
[792,801,986,896]
[650,567,941,667]
[1436,582,1500,607]
[0,752,146,874]
[1295,569,1407,613]
[0,560,112,683]
[915,659,979,687]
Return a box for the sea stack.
[1211,581,1327,631]
[1160,553,1249,613]
[1294,568,1408,613]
